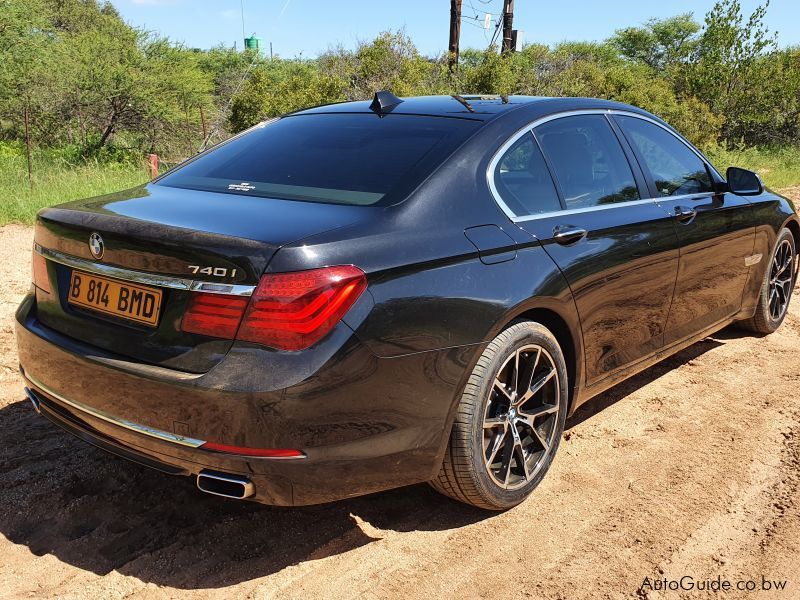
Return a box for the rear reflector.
[32,250,51,294]
[237,265,367,351]
[181,293,248,338]
[200,441,304,458]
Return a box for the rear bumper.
[15,293,475,505]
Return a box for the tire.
[430,320,568,510]
[739,227,796,334]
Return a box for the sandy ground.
[0,207,799,599]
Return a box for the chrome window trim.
[511,198,659,223]
[653,191,716,204]
[24,372,207,448]
[486,108,720,223]
[35,244,256,297]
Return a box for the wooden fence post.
[148,153,159,179]
[199,106,208,142]
[24,103,33,188]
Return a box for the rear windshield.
[157,113,480,207]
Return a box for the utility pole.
[501,0,515,53]
[240,0,246,45]
[448,0,462,73]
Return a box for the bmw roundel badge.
[89,232,104,259]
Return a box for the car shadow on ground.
[566,335,725,429]
[0,330,735,590]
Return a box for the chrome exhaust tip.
[196,470,255,499]
[24,388,41,414]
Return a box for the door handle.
[674,206,697,223]
[553,226,588,245]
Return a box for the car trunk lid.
[33,183,372,373]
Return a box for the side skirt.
[572,315,736,412]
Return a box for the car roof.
[289,95,649,123]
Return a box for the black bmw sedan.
[16,94,798,510]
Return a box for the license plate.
[68,271,162,327]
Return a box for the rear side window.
[616,115,712,197]
[493,133,562,216]
[157,114,480,207]
[535,115,640,209]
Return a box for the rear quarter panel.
[268,115,585,404]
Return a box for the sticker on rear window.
[227,182,255,192]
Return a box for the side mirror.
[726,167,764,196]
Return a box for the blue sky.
[115,0,799,57]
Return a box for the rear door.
[613,115,755,345]
[493,113,680,386]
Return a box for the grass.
[0,150,150,226]
[705,145,800,191]
[1,144,799,227]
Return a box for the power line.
[465,0,498,16]
[461,18,487,30]
[199,50,260,152]
[459,0,501,43]
[488,14,503,48]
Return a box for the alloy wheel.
[769,239,795,321]
[482,344,560,490]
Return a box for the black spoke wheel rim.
[482,344,560,490]
[769,239,794,321]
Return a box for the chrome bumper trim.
[23,372,206,448]
[35,244,256,297]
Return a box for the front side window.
[493,133,562,216]
[535,115,640,209]
[616,115,713,197]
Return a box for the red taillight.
[181,293,249,338]
[200,441,303,458]
[180,265,367,351]
[32,251,51,294]
[237,265,367,351]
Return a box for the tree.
[229,61,344,132]
[137,37,214,155]
[611,14,701,71]
[319,30,434,100]
[2,2,798,162]
[683,0,777,142]
[0,0,57,139]
[53,13,213,154]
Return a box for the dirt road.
[1,213,798,599]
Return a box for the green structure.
[244,35,263,55]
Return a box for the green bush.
[229,61,345,131]
[706,144,800,190]
[1,0,799,227]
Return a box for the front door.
[613,114,755,345]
